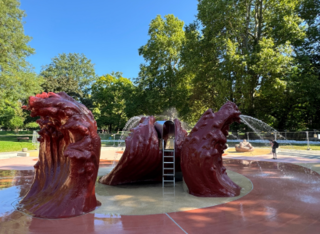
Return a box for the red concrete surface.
[1,159,320,233]
[170,159,320,234]
[0,157,35,170]
[0,158,119,170]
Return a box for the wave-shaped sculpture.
[100,118,187,185]
[174,119,188,172]
[181,101,241,197]
[99,116,162,185]
[19,92,101,218]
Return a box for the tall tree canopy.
[0,0,42,127]
[41,53,96,99]
[181,0,320,129]
[136,14,190,117]
[91,72,135,132]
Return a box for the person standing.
[270,140,279,159]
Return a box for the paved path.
[224,150,320,164]
[0,150,38,160]
[2,148,320,170]
[0,147,123,170]
[0,157,36,170]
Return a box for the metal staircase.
[162,139,175,187]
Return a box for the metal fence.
[2,130,320,149]
[99,133,125,147]
[227,131,320,149]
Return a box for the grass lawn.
[0,131,34,136]
[0,136,37,152]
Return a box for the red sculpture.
[100,117,187,185]
[181,101,241,197]
[19,92,101,218]
[174,119,188,172]
[99,116,162,185]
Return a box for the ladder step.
[162,138,175,187]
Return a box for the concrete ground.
[223,148,320,174]
[94,170,252,215]
[2,147,320,171]
[0,147,123,170]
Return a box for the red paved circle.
[0,159,320,233]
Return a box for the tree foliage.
[91,72,135,132]
[2,0,320,132]
[0,0,42,128]
[8,115,24,132]
[0,100,25,130]
[41,53,96,99]
[136,14,190,117]
[25,121,39,129]
[180,0,320,130]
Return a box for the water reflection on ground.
[0,159,320,233]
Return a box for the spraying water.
[117,108,192,147]
[240,115,286,139]
[155,107,191,131]
[32,131,40,149]
[239,115,291,149]
[240,115,278,134]
[117,115,145,147]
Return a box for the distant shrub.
[25,122,39,129]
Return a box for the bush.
[25,122,39,128]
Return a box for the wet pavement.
[0,159,320,233]
[223,151,320,164]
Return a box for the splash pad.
[1,93,320,233]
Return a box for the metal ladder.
[162,139,175,187]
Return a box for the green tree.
[137,14,190,117]
[0,0,42,128]
[91,72,135,132]
[8,116,24,132]
[0,103,15,128]
[25,122,39,129]
[285,2,320,130]
[0,100,25,131]
[181,0,319,129]
[40,53,96,99]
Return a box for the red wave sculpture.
[181,101,241,197]
[18,92,101,218]
[99,117,188,185]
[99,116,162,185]
[174,119,188,172]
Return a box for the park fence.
[226,131,320,148]
[98,131,320,148]
[2,130,320,149]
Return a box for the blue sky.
[20,0,198,80]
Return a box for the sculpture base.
[235,147,254,152]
